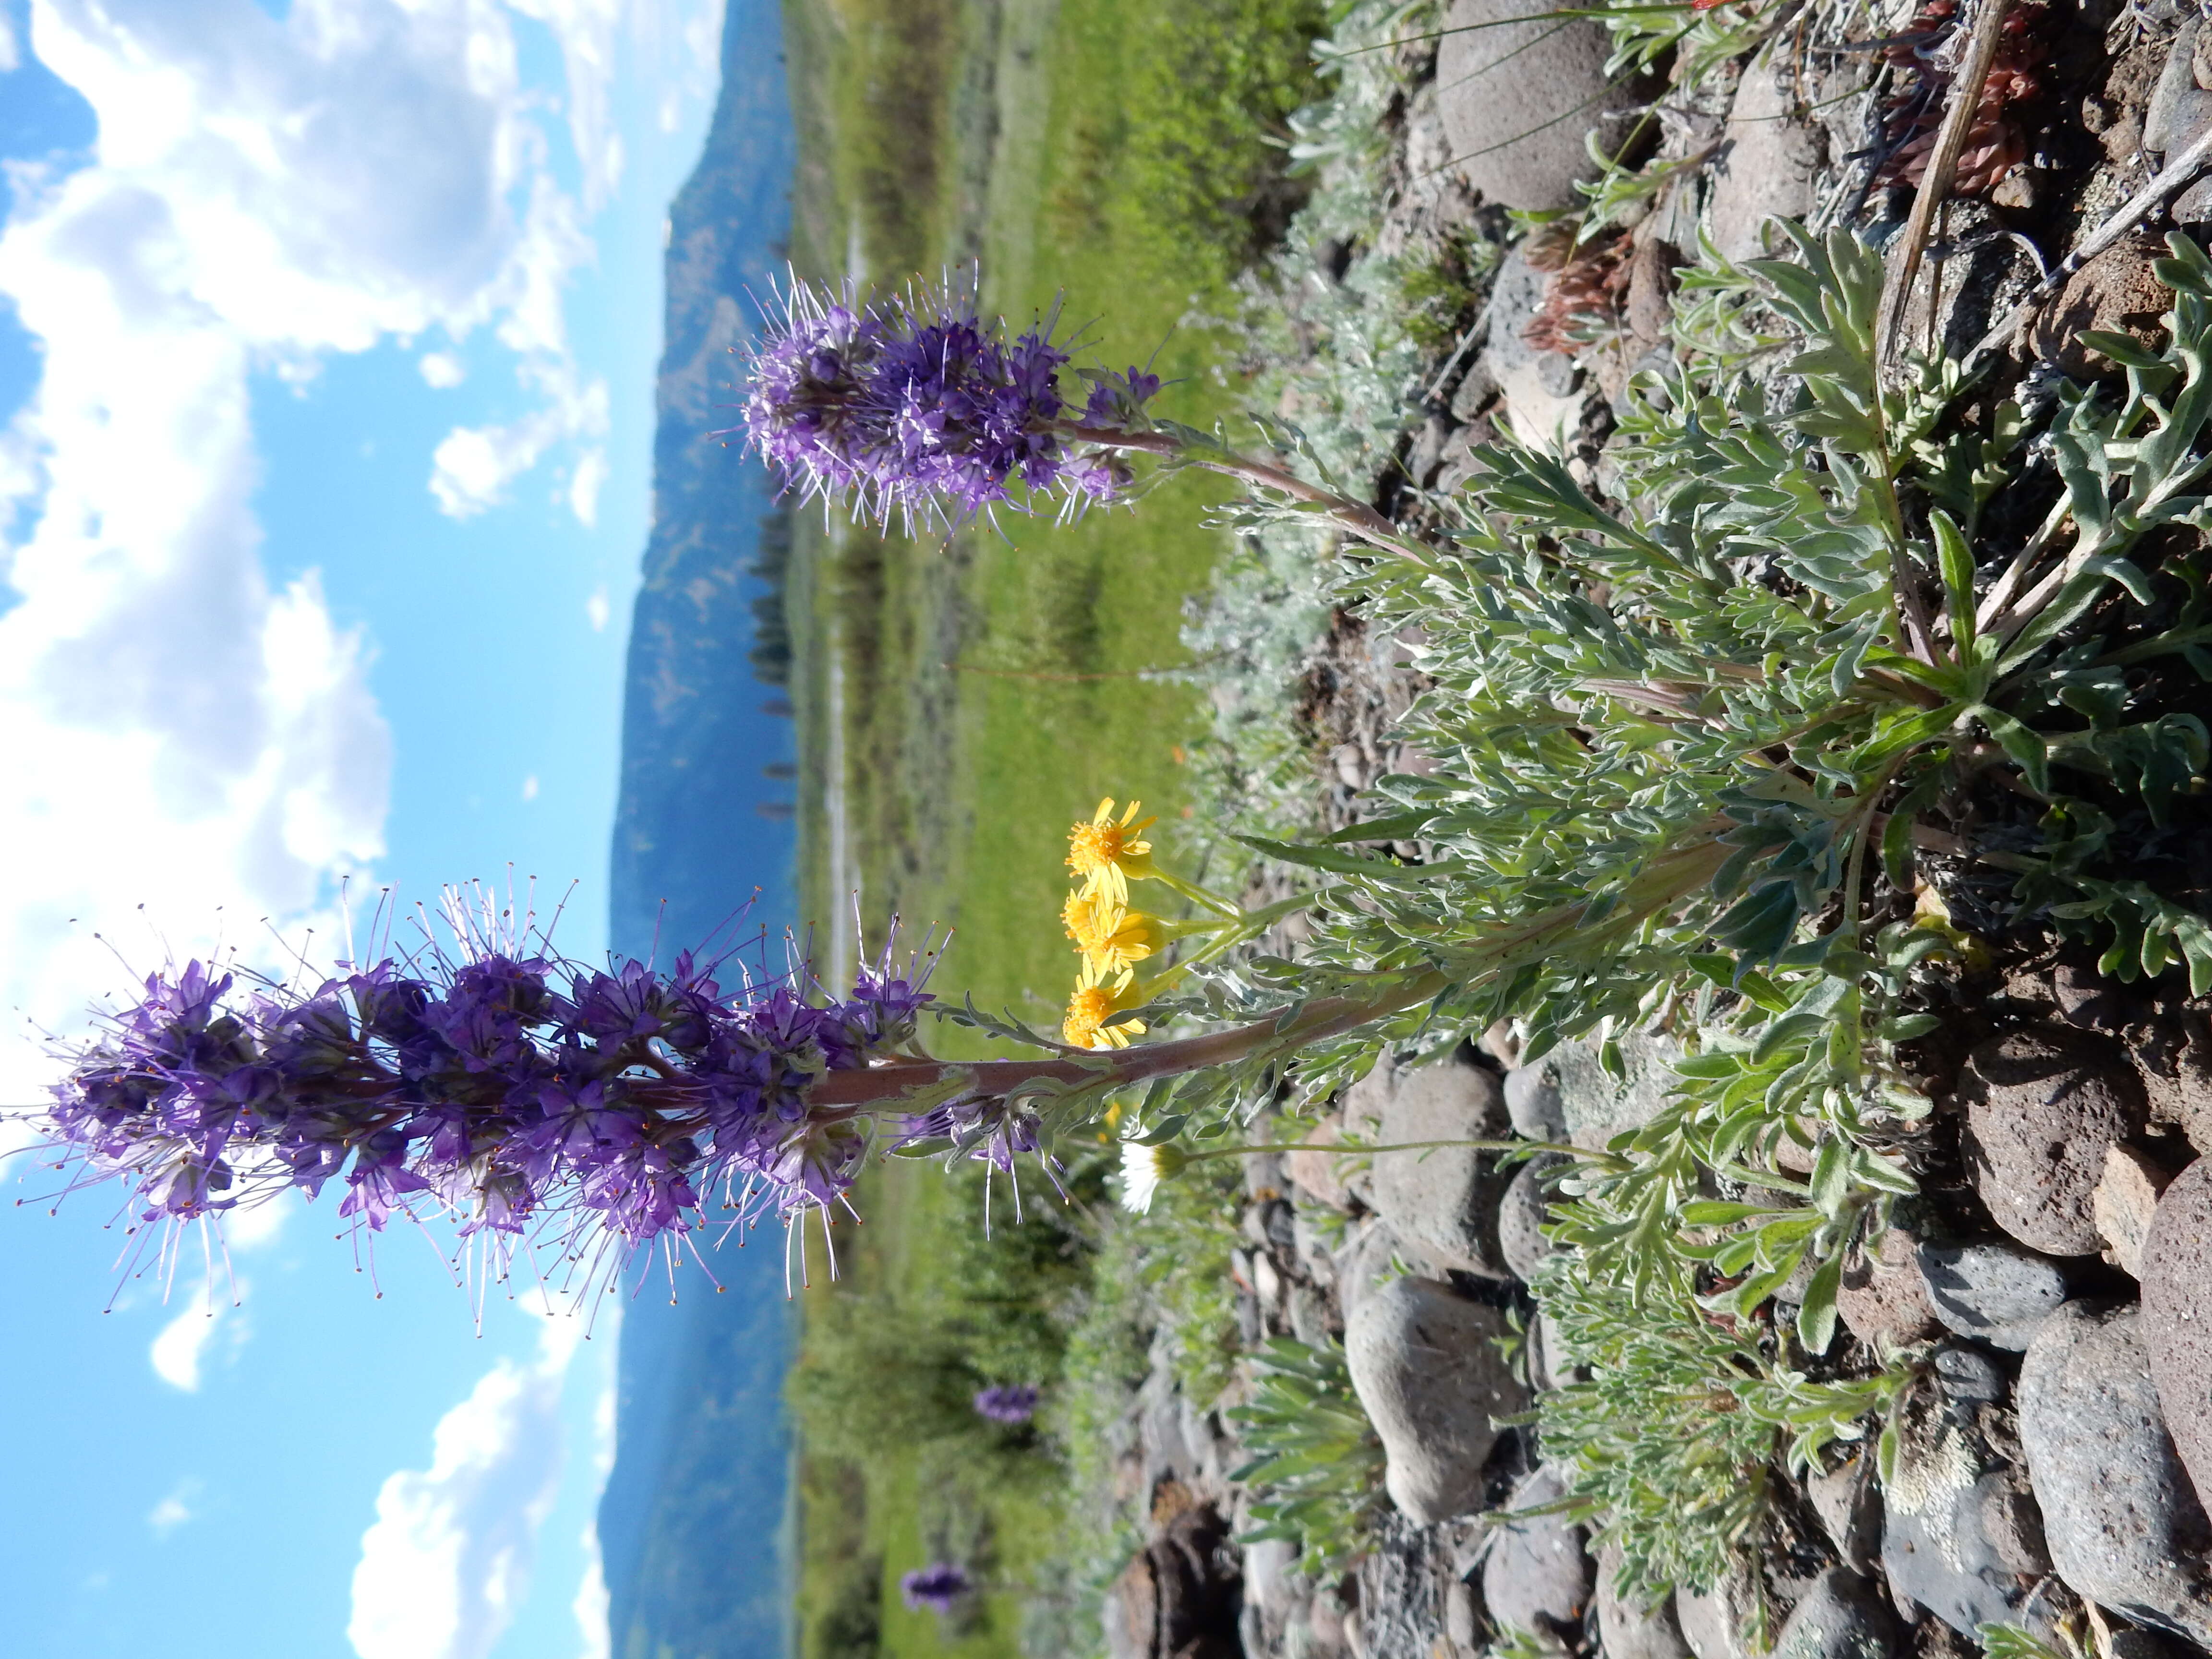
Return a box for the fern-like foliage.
[1224,1336,1388,1573]
[1123,225,2212,1598]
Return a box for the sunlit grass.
[778,1,1328,1653]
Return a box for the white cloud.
[521,774,539,802]
[223,1185,296,1253]
[429,359,606,517]
[148,1481,198,1537]
[570,1303,618,1659]
[150,1297,228,1393]
[430,417,557,518]
[583,585,609,632]
[567,445,607,528]
[348,1316,586,1659]
[570,1528,610,1659]
[0,0,639,1105]
[506,0,625,210]
[0,14,19,75]
[419,350,467,389]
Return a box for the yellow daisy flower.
[1062,963,1149,1050]
[1060,889,1159,975]
[1066,797,1155,904]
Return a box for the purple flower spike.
[972,1383,1040,1425]
[737,274,1160,528]
[18,897,969,1299]
[900,1562,972,1614]
[15,896,1100,1307]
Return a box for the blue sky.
[0,1,746,1655]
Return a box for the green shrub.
[1225,1337,1386,1573]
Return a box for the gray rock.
[2140,1155,2212,1512]
[1245,1197,1297,1252]
[1180,1395,1226,1485]
[1140,1367,1196,1485]
[1596,1542,1692,1659]
[2018,1302,2212,1645]
[1309,1592,1350,1657]
[1334,1218,1407,1329]
[1806,1453,1881,1576]
[1978,1474,2052,1576]
[1552,1029,1682,1152]
[1676,1563,1758,1659]
[1288,1282,1338,1350]
[2128,1006,2212,1154]
[1369,1056,1516,1277]
[1445,1577,1481,1656]
[1484,248,1585,450]
[1482,1466,1594,1635]
[1340,1065,1392,1136]
[1433,0,1628,210]
[2148,20,2206,157]
[2096,1144,2174,1277]
[1838,1226,1942,1349]
[1500,1153,1566,1284]
[1771,1569,1899,1659]
[1345,1275,1529,1525]
[1505,1060,1567,1141]
[1292,1207,1340,1292]
[1247,1151,1288,1201]
[1915,1238,2071,1351]
[1532,1310,1575,1393]
[1244,1538,1299,1616]
[1880,1385,2030,1635]
[1250,1249,1285,1312]
[1286,1118,1356,1212]
[1960,1029,2149,1256]
[1705,52,1824,264]
[1934,1344,2008,1404]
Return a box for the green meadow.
[776,1,1327,1655]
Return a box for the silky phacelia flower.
[16,890,959,1296]
[737,275,1160,526]
[900,1563,972,1614]
[972,1383,1040,1425]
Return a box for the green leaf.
[1795,1252,1843,1355]
[1809,1137,1851,1215]
[1231,833,1462,881]
[1323,808,1442,843]
[1974,705,2051,793]
[2078,329,2167,370]
[1680,1201,1781,1226]
[1931,508,1975,652]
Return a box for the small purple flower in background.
[972,1383,1040,1425]
[737,274,1161,527]
[899,1562,972,1614]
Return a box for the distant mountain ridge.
[597,3,802,1657]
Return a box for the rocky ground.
[1100,4,2212,1659]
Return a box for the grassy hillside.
[775,1,1328,1656]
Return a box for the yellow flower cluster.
[1061,798,1159,1049]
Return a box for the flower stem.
[1148,869,1245,919]
[1056,421,1430,563]
[807,970,1454,1111]
[1173,1137,1627,1172]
